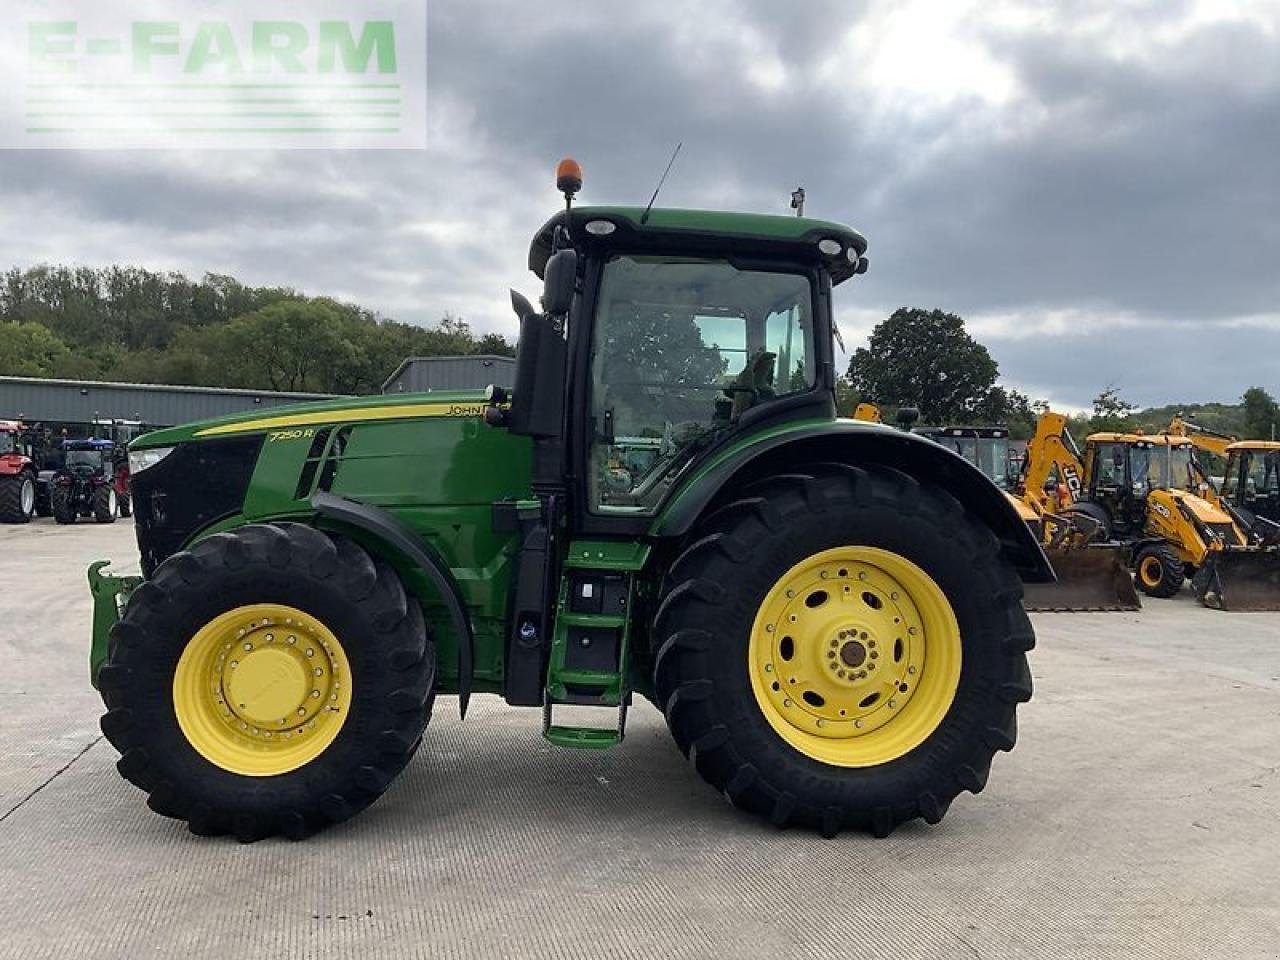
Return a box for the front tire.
[0,474,35,524]
[653,465,1034,837]
[51,486,77,524]
[118,493,132,518]
[1134,542,1184,598]
[98,523,436,841]
[93,486,117,524]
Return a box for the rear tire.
[98,523,436,841]
[1134,542,1184,598]
[0,474,35,524]
[51,485,76,524]
[118,493,132,518]
[93,486,117,524]
[653,464,1034,837]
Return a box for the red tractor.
[0,421,38,524]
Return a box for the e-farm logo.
[4,2,426,149]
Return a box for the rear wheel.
[1134,542,1184,598]
[98,523,435,841]
[93,486,117,524]
[0,474,35,524]
[653,464,1034,837]
[118,493,132,518]
[51,485,76,524]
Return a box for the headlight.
[129,446,175,475]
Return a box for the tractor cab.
[506,160,868,537]
[1222,442,1280,525]
[915,425,1013,490]
[63,439,116,480]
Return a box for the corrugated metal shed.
[0,375,338,429]
[382,355,515,394]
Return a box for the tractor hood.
[131,390,492,449]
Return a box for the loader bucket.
[1022,544,1142,612]
[1193,549,1280,611]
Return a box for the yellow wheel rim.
[173,604,352,777]
[1138,555,1162,588]
[748,547,962,768]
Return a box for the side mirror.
[505,313,567,438]
[542,249,577,316]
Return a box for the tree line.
[0,265,513,395]
[844,307,1278,441]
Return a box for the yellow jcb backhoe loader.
[1163,418,1280,608]
[1029,416,1280,610]
[1017,413,1141,611]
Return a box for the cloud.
[0,0,1276,409]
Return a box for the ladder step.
[557,612,627,628]
[543,725,621,749]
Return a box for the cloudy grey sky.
[1,0,1278,409]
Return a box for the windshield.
[1244,450,1280,496]
[589,255,815,514]
[976,437,1011,488]
[935,435,1010,488]
[65,449,104,472]
[1130,444,1194,491]
[0,433,12,456]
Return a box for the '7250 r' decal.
[268,429,316,443]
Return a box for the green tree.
[847,307,999,423]
[1242,386,1279,440]
[0,321,74,376]
[1089,386,1138,433]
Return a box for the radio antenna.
[640,142,682,225]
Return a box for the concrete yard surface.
[1,520,1278,959]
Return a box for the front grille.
[132,435,263,576]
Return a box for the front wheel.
[118,493,132,518]
[1134,542,1184,598]
[51,486,77,524]
[98,523,436,841]
[0,474,35,524]
[653,464,1034,837]
[93,486,117,523]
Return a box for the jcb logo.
[1153,502,1172,520]
[1062,465,1083,497]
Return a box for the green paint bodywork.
[85,206,895,729]
[87,561,141,688]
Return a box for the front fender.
[652,420,1053,583]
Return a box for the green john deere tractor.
[89,160,1049,841]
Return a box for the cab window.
[588,255,814,515]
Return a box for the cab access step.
[542,541,649,748]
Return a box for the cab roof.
[529,206,869,285]
[1087,432,1193,446]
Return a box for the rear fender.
[652,420,1054,583]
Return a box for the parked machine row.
[0,421,133,525]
